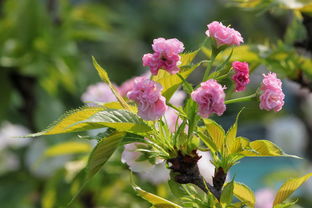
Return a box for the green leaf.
[92,56,131,110]
[132,183,183,208]
[87,132,126,178]
[273,172,312,206]
[202,46,259,63]
[197,129,218,153]
[152,50,199,100]
[226,109,244,155]
[233,182,255,208]
[228,136,250,155]
[274,200,298,208]
[241,140,299,158]
[44,142,92,157]
[220,180,234,205]
[168,180,188,198]
[79,109,152,133]
[27,106,106,137]
[203,119,225,152]
[180,50,200,66]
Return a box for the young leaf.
[132,182,183,208]
[203,119,225,152]
[44,142,92,157]
[27,106,106,137]
[233,182,255,208]
[197,129,218,153]
[273,172,312,206]
[226,109,244,155]
[228,136,250,155]
[220,180,234,205]
[87,132,126,178]
[92,56,131,110]
[78,109,152,133]
[241,140,299,158]
[168,180,188,198]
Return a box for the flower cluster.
[259,72,285,112]
[191,79,226,118]
[206,21,243,46]
[232,61,250,92]
[143,38,184,75]
[82,21,285,121]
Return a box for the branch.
[167,150,226,200]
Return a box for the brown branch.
[168,150,226,200]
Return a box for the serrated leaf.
[132,183,183,208]
[27,106,106,137]
[44,142,92,157]
[87,132,126,178]
[274,199,298,208]
[203,119,225,152]
[92,56,130,110]
[197,128,218,153]
[152,50,199,100]
[226,109,244,155]
[273,172,312,206]
[229,136,250,155]
[221,181,234,205]
[103,101,137,112]
[180,50,200,66]
[79,109,152,133]
[202,46,259,63]
[233,182,255,208]
[241,140,299,158]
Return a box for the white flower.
[81,82,117,106]
[267,116,307,156]
[255,188,274,208]
[139,162,170,184]
[197,150,215,185]
[169,90,186,106]
[0,121,31,150]
[26,140,70,178]
[0,150,19,174]
[121,143,154,172]
[121,142,170,184]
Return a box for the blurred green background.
[0,0,312,207]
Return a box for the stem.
[202,53,216,82]
[224,93,257,105]
[168,151,223,200]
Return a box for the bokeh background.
[0,0,312,207]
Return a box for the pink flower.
[259,73,285,112]
[261,72,282,91]
[164,90,186,132]
[119,77,137,97]
[81,82,117,106]
[127,77,167,120]
[191,79,226,118]
[143,38,184,75]
[205,21,243,46]
[119,72,151,97]
[232,61,250,92]
[255,189,275,208]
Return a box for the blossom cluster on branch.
[29,20,311,208]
